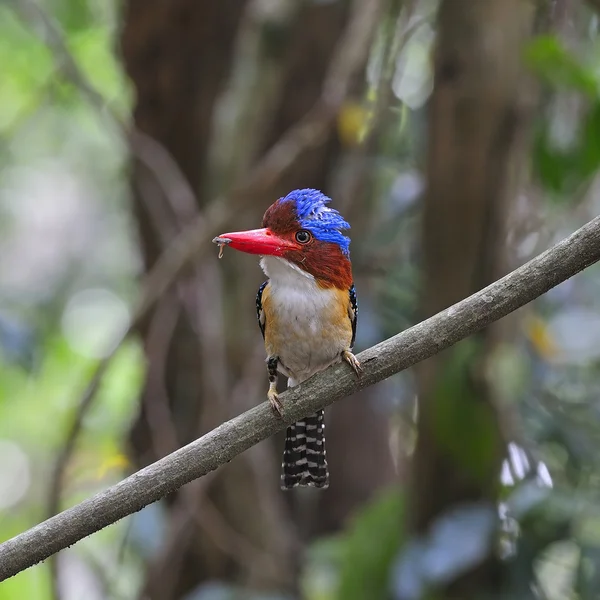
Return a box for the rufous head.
[213,189,353,289]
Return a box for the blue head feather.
[282,188,351,255]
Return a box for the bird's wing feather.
[349,283,358,348]
[256,280,268,340]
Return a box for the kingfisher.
[213,188,361,489]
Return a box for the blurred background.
[3,0,600,598]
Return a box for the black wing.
[256,280,268,340]
[349,283,358,347]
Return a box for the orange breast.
[260,282,353,381]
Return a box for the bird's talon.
[343,350,362,377]
[268,390,283,416]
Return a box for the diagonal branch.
[1,214,600,581]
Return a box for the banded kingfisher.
[213,189,361,489]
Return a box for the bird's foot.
[268,385,283,417]
[342,349,362,377]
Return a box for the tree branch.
[1,214,600,580]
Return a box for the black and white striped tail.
[281,410,329,489]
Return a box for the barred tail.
[281,410,329,489]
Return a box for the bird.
[213,188,361,489]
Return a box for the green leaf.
[432,340,500,485]
[335,487,404,600]
[576,545,600,600]
[534,101,600,196]
[525,36,598,97]
[69,27,131,114]
[533,128,575,194]
[579,102,600,175]
[0,7,54,133]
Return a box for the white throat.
[260,256,315,287]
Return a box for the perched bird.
[213,188,361,489]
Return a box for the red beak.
[212,228,296,256]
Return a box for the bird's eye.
[295,230,311,244]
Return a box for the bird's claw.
[342,349,362,377]
[268,389,283,417]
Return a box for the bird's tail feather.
[281,410,329,489]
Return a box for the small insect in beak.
[212,236,232,259]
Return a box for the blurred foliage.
[393,503,497,600]
[336,488,405,600]
[527,35,600,197]
[300,488,404,600]
[526,36,598,97]
[432,340,499,485]
[0,3,129,136]
[0,0,140,597]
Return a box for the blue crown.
[282,188,351,255]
